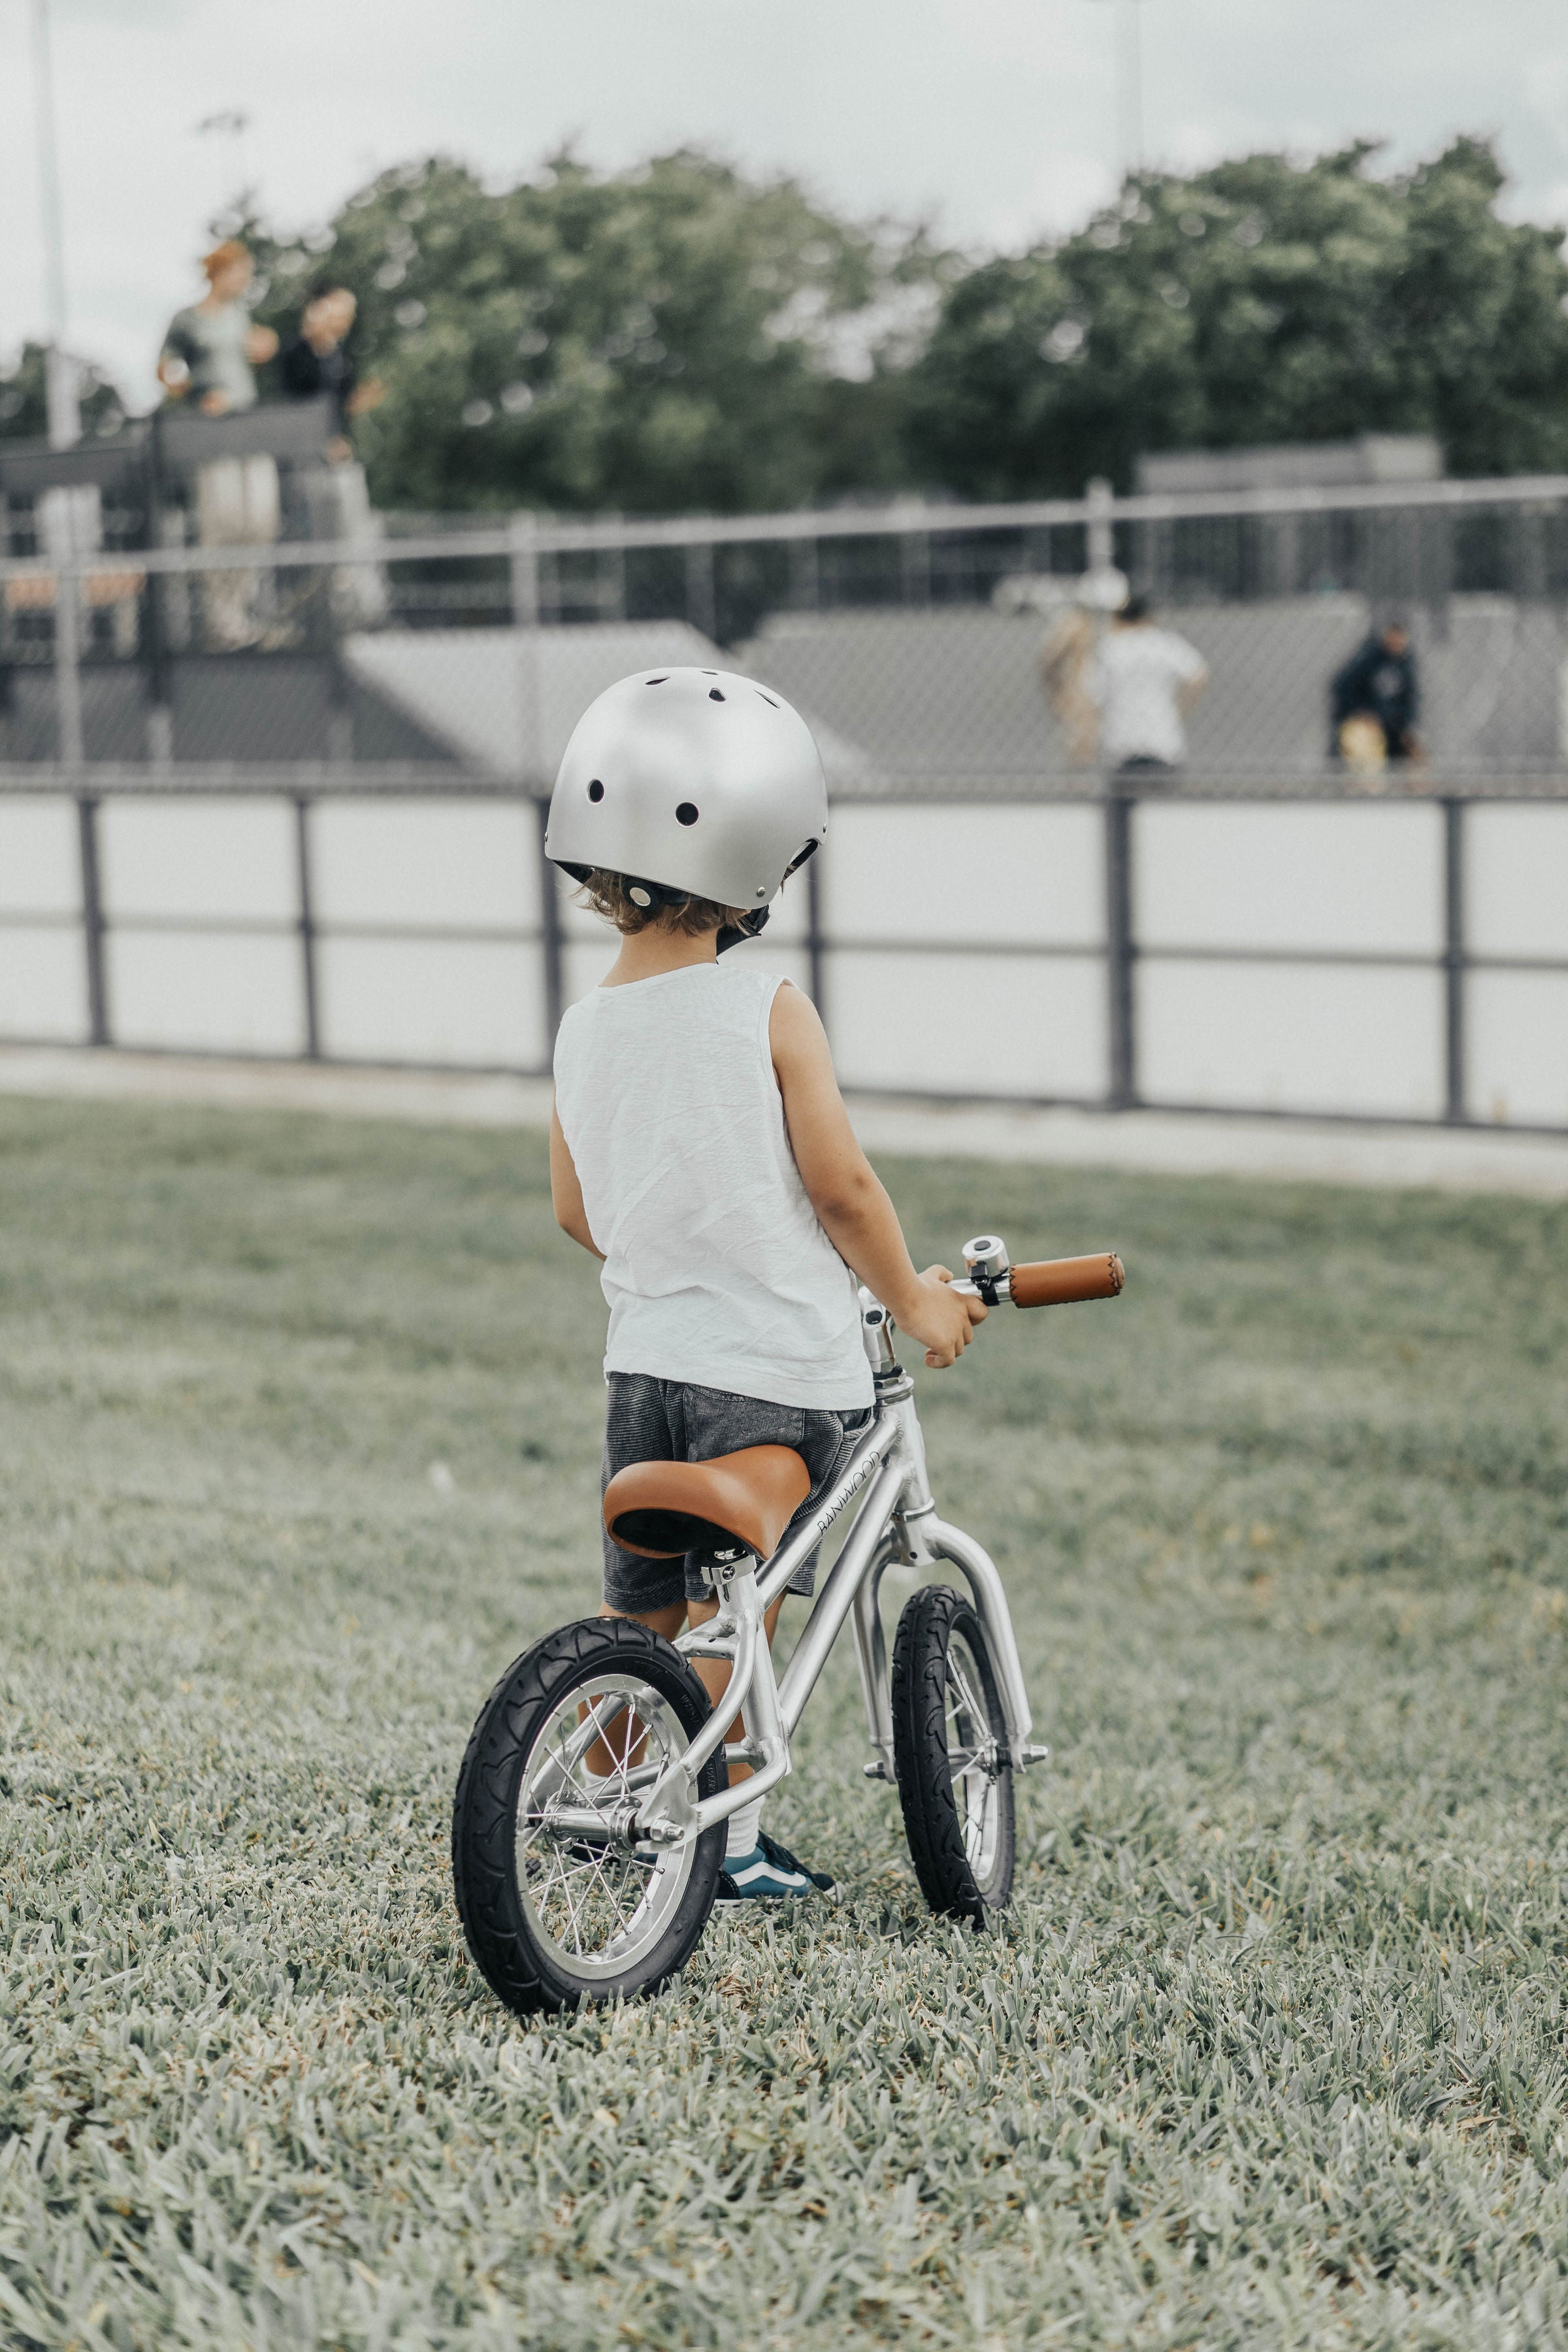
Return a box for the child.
[546,666,985,1900]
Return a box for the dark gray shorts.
[600,1373,875,1615]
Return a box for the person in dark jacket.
[1330,621,1422,766]
[278,282,381,461]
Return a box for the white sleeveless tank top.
[553,963,873,1410]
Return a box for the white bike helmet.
[545,666,827,940]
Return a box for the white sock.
[725,1794,764,1862]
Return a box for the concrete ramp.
[342,621,874,787]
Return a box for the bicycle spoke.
[947,1656,988,1734]
[515,1671,694,1979]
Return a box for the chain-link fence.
[4,461,1568,788]
[2,455,1567,1128]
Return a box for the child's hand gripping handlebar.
[951,1235,1126,1311]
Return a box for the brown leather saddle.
[603,1445,811,1561]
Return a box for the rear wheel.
[890,1586,1015,1923]
[452,1618,725,2014]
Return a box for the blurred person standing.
[1330,620,1422,777]
[278,282,382,460]
[279,281,387,627]
[157,241,280,648]
[1088,595,1208,784]
[1037,606,1100,766]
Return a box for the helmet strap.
[716,907,770,956]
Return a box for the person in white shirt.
[1088,595,1208,781]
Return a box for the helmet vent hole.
[676,802,699,826]
[708,688,725,702]
[645,676,668,686]
[756,690,779,707]
[587,779,604,802]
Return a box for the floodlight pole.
[31,0,79,449]
[1088,0,1151,182]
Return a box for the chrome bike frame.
[632,1286,1048,1851]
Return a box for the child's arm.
[770,982,985,1369]
[550,1103,604,1260]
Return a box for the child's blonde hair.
[575,868,749,938]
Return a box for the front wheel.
[452,1618,726,2014]
[890,1585,1015,1923]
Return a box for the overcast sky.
[3,0,1566,407]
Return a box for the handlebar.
[951,1236,1126,1311]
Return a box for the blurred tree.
[244,150,943,514]
[0,342,126,444]
[906,137,1568,497]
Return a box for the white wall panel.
[1468,971,1568,1127]
[0,801,80,916]
[108,932,305,1054]
[0,926,89,1041]
[1137,804,1443,954]
[101,799,297,922]
[311,802,538,930]
[824,804,1102,946]
[318,938,544,1066]
[1467,805,1568,960]
[1139,959,1444,1117]
[826,951,1105,1098]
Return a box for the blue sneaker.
[715,1829,835,1902]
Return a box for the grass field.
[3,1096,1567,2350]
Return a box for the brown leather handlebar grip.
[1009,1252,1125,1309]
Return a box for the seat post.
[700,1543,749,1599]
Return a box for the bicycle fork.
[849,1385,1049,1785]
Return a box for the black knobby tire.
[452,1618,726,2015]
[890,1585,1015,1923]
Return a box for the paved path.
[4,1045,1567,1198]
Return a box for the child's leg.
[596,1590,787,1778]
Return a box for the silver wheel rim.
[943,1629,1003,1891]
[515,1671,696,1982]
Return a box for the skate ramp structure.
[341,621,873,789]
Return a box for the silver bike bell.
[962,1234,1010,1282]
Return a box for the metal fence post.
[1443,797,1466,1124]
[685,539,717,644]
[43,491,86,768]
[537,797,564,1067]
[1105,793,1136,1109]
[76,794,108,1046]
[1085,476,1115,580]
[143,416,174,762]
[295,796,321,1060]
[510,513,544,794]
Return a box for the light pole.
[30,0,78,448]
[1088,0,1152,183]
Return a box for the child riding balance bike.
[451,666,1124,2015]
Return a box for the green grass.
[3,1096,1568,2349]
